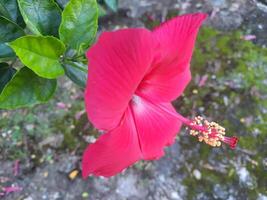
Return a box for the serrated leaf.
[0,16,24,59]
[59,0,98,51]
[18,0,61,36]
[63,61,87,88]
[9,35,65,79]
[0,63,16,93]
[104,0,117,12]
[0,67,57,109]
[0,0,25,27]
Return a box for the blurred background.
[0,0,267,199]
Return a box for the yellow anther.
[190,116,227,148]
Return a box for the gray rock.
[210,0,227,8]
[237,167,257,189]
[258,193,267,200]
[116,174,138,198]
[193,169,202,180]
[213,184,229,199]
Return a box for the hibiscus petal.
[85,28,154,130]
[137,13,207,102]
[130,96,182,160]
[82,107,142,178]
[153,13,207,66]
[137,67,191,102]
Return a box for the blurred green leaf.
[104,0,117,12]
[0,0,25,27]
[0,67,57,109]
[63,61,87,88]
[98,4,106,17]
[18,0,61,36]
[0,0,18,20]
[59,0,98,51]
[0,62,16,93]
[56,0,69,9]
[9,35,65,79]
[0,16,24,59]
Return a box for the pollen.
[189,116,238,149]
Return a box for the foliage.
[0,63,16,93]
[9,36,66,79]
[0,0,99,109]
[17,0,62,36]
[0,67,57,109]
[59,0,98,51]
[0,16,24,59]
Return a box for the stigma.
[189,116,238,149]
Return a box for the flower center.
[131,94,141,105]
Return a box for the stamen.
[188,116,238,149]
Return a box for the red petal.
[137,67,191,102]
[82,107,142,178]
[85,28,154,130]
[130,96,182,160]
[137,13,207,102]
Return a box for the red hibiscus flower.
[83,13,238,178]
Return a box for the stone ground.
[1,0,267,199]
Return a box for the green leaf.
[0,67,57,109]
[98,4,106,17]
[18,0,62,36]
[0,62,16,93]
[0,0,25,27]
[34,74,57,101]
[104,0,117,12]
[9,35,65,79]
[59,0,98,51]
[56,0,69,9]
[63,61,87,88]
[0,16,24,59]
